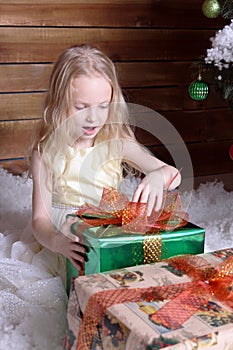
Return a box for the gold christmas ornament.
[202,0,221,18]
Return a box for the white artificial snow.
[182,181,233,252]
[205,19,233,70]
[0,167,233,349]
[0,168,67,350]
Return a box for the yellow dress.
[51,142,122,230]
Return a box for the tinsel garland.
[220,0,233,19]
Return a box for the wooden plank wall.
[0,0,232,189]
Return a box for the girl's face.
[71,74,112,148]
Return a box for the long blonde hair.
[30,44,136,188]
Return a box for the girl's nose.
[86,106,97,123]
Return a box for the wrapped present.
[66,188,205,292]
[64,248,233,350]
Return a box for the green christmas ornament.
[188,74,209,101]
[202,0,221,18]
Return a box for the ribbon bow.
[75,187,189,234]
[148,253,233,329]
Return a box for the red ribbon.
[149,254,233,329]
[75,187,189,234]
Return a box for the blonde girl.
[31,44,181,276]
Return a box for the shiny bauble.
[188,77,209,101]
[202,0,221,18]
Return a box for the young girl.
[30,44,181,280]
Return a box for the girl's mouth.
[83,126,98,135]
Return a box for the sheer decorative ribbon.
[76,254,233,350]
[74,187,189,234]
[71,187,189,264]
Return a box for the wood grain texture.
[0,27,217,63]
[135,108,233,145]
[0,112,233,165]
[0,119,40,159]
[0,86,229,122]
[0,61,196,92]
[0,0,232,188]
[126,87,228,110]
[149,141,233,176]
[0,93,45,120]
[0,64,51,92]
[0,3,157,28]
[0,1,227,28]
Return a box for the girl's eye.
[75,106,86,111]
[99,103,109,109]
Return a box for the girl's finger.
[69,257,83,272]
[132,186,142,202]
[155,190,164,212]
[147,193,157,217]
[138,185,150,203]
[70,241,87,254]
[147,188,164,216]
[132,181,148,203]
[69,250,86,264]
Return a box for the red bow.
[75,187,189,234]
[148,253,233,328]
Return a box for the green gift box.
[66,217,205,293]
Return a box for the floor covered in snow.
[0,167,232,349]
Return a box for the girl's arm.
[31,151,87,271]
[122,139,181,216]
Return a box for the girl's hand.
[132,171,165,216]
[54,216,89,272]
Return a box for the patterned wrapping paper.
[64,248,233,350]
